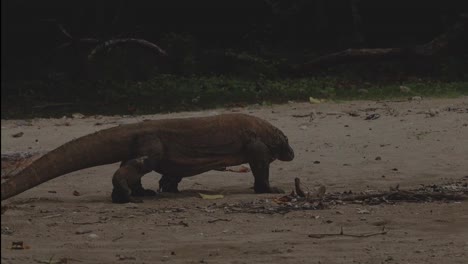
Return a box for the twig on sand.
[294,177,306,198]
[72,221,103,225]
[207,218,231,223]
[112,235,124,242]
[308,226,387,239]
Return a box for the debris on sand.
[11,241,27,250]
[213,178,468,215]
[365,113,380,120]
[1,226,14,235]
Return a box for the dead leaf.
[273,195,292,204]
[198,193,224,200]
[309,97,321,104]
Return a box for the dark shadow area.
[2,0,468,118]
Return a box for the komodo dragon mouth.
[1,113,294,203]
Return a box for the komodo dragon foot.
[159,175,182,193]
[111,157,156,203]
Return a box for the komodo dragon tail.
[1,126,135,201]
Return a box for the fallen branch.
[88,38,167,61]
[301,14,468,71]
[32,102,75,109]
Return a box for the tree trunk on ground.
[300,14,468,72]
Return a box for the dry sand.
[1,97,468,264]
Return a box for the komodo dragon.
[1,113,294,203]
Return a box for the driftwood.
[32,102,76,110]
[88,38,167,61]
[301,14,468,71]
[53,22,167,61]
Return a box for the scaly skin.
[1,113,294,203]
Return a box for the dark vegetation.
[2,0,468,118]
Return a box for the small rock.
[300,125,308,130]
[88,233,99,239]
[399,86,412,93]
[410,96,422,101]
[375,156,382,161]
[426,108,439,117]
[11,132,24,138]
[117,255,136,261]
[1,226,14,235]
[15,120,33,126]
[358,88,369,94]
[75,230,92,235]
[72,113,85,119]
[357,209,370,214]
[309,97,321,104]
[365,113,380,120]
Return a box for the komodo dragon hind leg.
[159,175,182,193]
[111,156,156,203]
[246,139,284,194]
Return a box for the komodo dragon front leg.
[111,157,156,203]
[111,135,163,203]
[246,139,284,194]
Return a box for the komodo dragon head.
[269,127,295,162]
